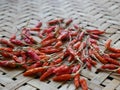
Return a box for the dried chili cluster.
[0,18,120,89]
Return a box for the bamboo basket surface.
[0,0,120,90]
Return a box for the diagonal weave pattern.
[0,0,120,90]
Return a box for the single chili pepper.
[103,54,120,66]
[0,47,13,52]
[27,49,40,61]
[25,34,37,44]
[101,64,118,70]
[105,39,120,53]
[73,41,81,50]
[57,31,68,40]
[10,39,25,46]
[93,51,108,64]
[44,26,56,34]
[68,54,74,62]
[74,74,80,89]
[91,43,99,51]
[30,28,40,31]
[86,59,92,70]
[109,53,120,59]
[80,78,88,90]
[0,61,17,68]
[40,48,62,54]
[53,74,72,82]
[48,19,60,25]
[23,67,46,76]
[86,30,105,35]
[53,65,68,73]
[0,38,14,48]
[90,34,99,40]
[40,67,55,81]
[88,57,97,66]
[38,30,44,38]
[69,31,78,36]
[74,24,79,30]
[65,19,73,26]
[35,22,42,28]
[27,61,43,70]
[78,31,85,41]
[41,38,57,47]
[41,33,54,42]
[72,64,81,73]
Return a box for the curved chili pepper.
[93,51,108,64]
[105,39,120,53]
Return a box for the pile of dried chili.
[0,18,120,90]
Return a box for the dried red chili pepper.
[27,49,40,61]
[109,53,120,59]
[0,38,14,48]
[93,51,108,64]
[35,22,42,28]
[65,19,73,26]
[101,64,118,70]
[78,31,85,41]
[23,67,46,76]
[105,39,120,53]
[103,54,120,66]
[80,78,88,90]
[40,67,55,81]
[74,74,80,89]
[57,31,68,40]
[86,30,105,35]
[53,74,72,82]
[73,41,81,50]
[90,34,99,40]
[0,47,13,52]
[0,61,17,68]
